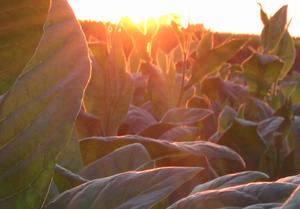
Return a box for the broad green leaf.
[79,135,245,169]
[168,182,296,209]
[243,53,284,98]
[79,143,153,179]
[243,97,274,122]
[191,171,269,194]
[87,39,134,136]
[161,107,213,126]
[46,167,202,209]
[0,0,91,208]
[277,32,296,80]
[261,5,288,53]
[281,185,300,209]
[218,118,267,169]
[54,165,88,193]
[0,0,50,93]
[185,38,248,90]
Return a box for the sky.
[67,0,300,36]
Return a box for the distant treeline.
[79,20,300,72]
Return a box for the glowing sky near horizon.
[68,0,300,36]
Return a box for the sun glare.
[68,0,300,36]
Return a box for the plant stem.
[177,51,187,107]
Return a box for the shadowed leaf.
[0,0,50,93]
[0,0,91,208]
[79,143,153,179]
[46,167,202,209]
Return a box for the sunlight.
[68,0,300,36]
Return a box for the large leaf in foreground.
[0,0,91,208]
[79,143,153,179]
[168,182,296,209]
[46,167,202,209]
[80,135,245,168]
[191,171,269,194]
[281,184,300,209]
[0,0,50,93]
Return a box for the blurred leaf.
[237,203,282,209]
[168,182,296,209]
[292,116,300,172]
[121,17,149,60]
[243,97,274,122]
[160,126,199,142]
[0,0,91,208]
[161,107,213,126]
[277,32,296,80]
[57,131,84,173]
[277,174,300,185]
[147,63,171,119]
[46,167,202,209]
[243,53,284,98]
[79,143,153,179]
[152,24,179,55]
[76,109,101,138]
[88,39,134,136]
[218,106,238,134]
[201,76,249,105]
[185,38,248,90]
[259,3,269,26]
[257,117,285,143]
[191,171,269,194]
[123,105,157,134]
[80,135,245,168]
[218,118,267,169]
[281,184,300,209]
[0,0,50,93]
[261,5,288,53]
[138,122,177,138]
[54,165,88,193]
[196,32,213,58]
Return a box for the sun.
[67,0,190,26]
[68,0,300,36]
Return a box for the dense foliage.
[1,0,300,208]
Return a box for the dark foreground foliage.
[1,1,300,209]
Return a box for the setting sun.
[68,0,300,36]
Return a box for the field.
[1,0,300,209]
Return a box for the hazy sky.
[68,0,300,36]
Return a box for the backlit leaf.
[0,0,50,93]
[0,0,91,208]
